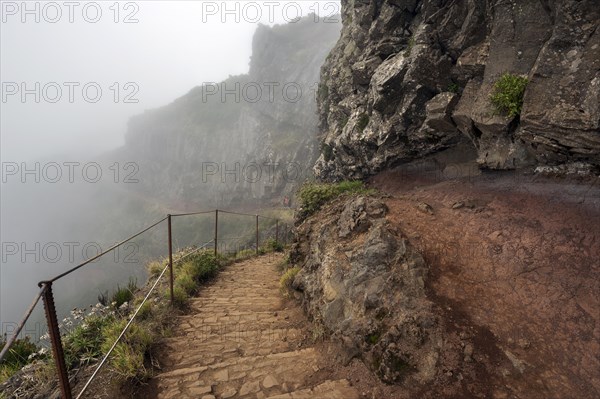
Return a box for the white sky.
[0,0,341,161]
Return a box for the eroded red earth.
[370,161,599,398]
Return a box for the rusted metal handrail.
[48,216,169,283]
[0,285,47,363]
[170,210,214,217]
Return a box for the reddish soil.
[369,163,600,399]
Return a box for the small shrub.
[318,84,329,101]
[170,286,189,308]
[63,315,113,368]
[321,143,334,162]
[356,113,370,132]
[277,255,291,272]
[147,261,164,277]
[175,270,196,295]
[111,278,137,308]
[279,266,301,297]
[447,82,459,93]
[366,332,381,345]
[490,72,528,117]
[136,301,153,321]
[262,238,284,253]
[98,290,109,306]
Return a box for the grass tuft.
[298,180,374,218]
[279,266,301,297]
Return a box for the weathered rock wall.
[290,196,443,384]
[316,0,599,180]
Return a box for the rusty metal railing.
[0,208,283,399]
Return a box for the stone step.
[160,328,304,367]
[266,379,361,399]
[174,309,298,330]
[156,348,320,398]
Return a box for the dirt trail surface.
[371,166,600,399]
[138,254,359,399]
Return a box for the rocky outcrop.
[315,0,600,180]
[290,196,443,384]
[116,17,341,208]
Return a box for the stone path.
[149,253,359,399]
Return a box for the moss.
[356,113,370,132]
[404,36,415,57]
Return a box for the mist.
[0,1,341,337]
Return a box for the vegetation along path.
[139,253,359,399]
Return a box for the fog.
[0,1,341,338]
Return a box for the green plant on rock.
[490,72,528,118]
[356,113,370,132]
[447,82,459,93]
[321,143,334,162]
[279,266,301,297]
[404,36,415,57]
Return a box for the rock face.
[315,0,600,180]
[290,196,443,384]
[117,17,341,208]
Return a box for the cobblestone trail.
[149,254,359,399]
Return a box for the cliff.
[315,0,600,180]
[118,16,341,208]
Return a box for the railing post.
[276,219,279,244]
[214,209,219,257]
[168,214,174,305]
[40,282,72,399]
[256,215,259,255]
